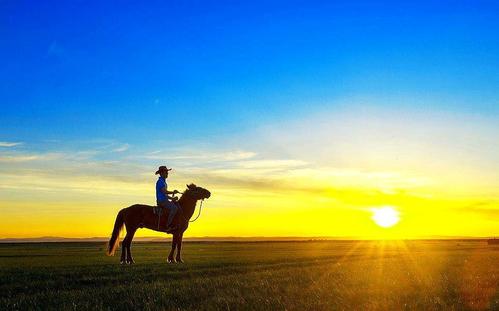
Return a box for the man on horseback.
[155,166,180,232]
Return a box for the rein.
[176,195,205,223]
[189,199,204,223]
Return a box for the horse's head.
[185,183,211,200]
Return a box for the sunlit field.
[1,240,497,310]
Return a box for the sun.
[371,206,400,228]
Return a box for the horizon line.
[1,235,497,243]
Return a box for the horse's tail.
[106,209,125,256]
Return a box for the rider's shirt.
[156,177,168,203]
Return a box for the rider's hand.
[173,190,179,194]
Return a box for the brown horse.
[106,183,211,264]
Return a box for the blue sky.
[1,1,499,145]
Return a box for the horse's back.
[128,203,154,209]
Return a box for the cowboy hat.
[155,166,172,174]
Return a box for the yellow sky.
[1,107,498,238]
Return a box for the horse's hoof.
[120,261,126,265]
[167,259,175,264]
[176,259,184,263]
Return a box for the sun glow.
[371,207,400,228]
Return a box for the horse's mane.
[179,183,197,201]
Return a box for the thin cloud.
[457,201,499,219]
[0,152,64,163]
[0,142,23,147]
[235,159,308,169]
[143,150,257,162]
[112,143,130,153]
[0,155,39,162]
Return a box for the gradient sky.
[1,1,498,238]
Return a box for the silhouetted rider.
[155,166,180,231]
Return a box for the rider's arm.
[161,188,179,195]
[161,187,179,201]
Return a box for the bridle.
[175,191,205,223]
[189,199,204,223]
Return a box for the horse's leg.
[124,227,137,264]
[167,234,178,263]
[175,232,184,263]
[120,239,127,264]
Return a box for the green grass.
[0,240,498,310]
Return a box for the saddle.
[153,201,179,231]
[153,205,167,230]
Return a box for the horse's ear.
[187,184,195,190]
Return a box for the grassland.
[0,240,498,310]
